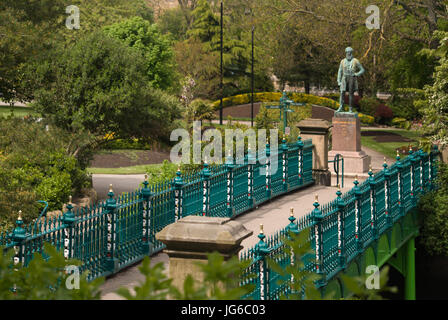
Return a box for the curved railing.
[240,147,439,300]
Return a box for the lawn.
[88,163,163,175]
[360,128,421,159]
[0,105,37,118]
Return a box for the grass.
[0,105,37,118]
[360,128,421,159]
[87,163,163,175]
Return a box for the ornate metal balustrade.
[0,137,314,282]
[240,146,439,300]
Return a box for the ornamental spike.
[18,210,22,221]
[290,207,294,216]
[109,184,113,193]
[260,224,264,234]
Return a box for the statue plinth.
[329,114,371,175]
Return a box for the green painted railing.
[0,137,314,281]
[239,146,439,300]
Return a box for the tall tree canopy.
[104,16,178,91]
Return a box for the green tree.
[104,16,178,91]
[28,31,181,154]
[421,31,448,147]
[0,0,154,103]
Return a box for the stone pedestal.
[156,216,253,290]
[297,118,332,186]
[328,114,371,175]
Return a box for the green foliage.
[341,265,397,300]
[211,92,339,110]
[267,229,333,300]
[359,96,380,116]
[420,31,448,147]
[418,162,448,256]
[29,31,181,145]
[389,88,426,121]
[255,104,311,142]
[116,257,177,300]
[145,160,178,186]
[158,7,189,41]
[102,139,153,150]
[0,243,103,300]
[392,117,412,130]
[104,16,178,91]
[184,99,216,123]
[116,251,254,300]
[0,118,91,229]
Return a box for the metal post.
[297,136,304,186]
[282,138,289,192]
[105,184,118,273]
[255,224,270,300]
[383,159,392,229]
[141,175,153,255]
[265,141,272,200]
[368,167,378,240]
[353,176,363,253]
[404,237,416,300]
[62,196,77,260]
[396,151,405,217]
[225,153,235,218]
[336,187,346,270]
[219,0,223,125]
[311,195,325,286]
[247,150,255,209]
[251,26,255,128]
[201,163,211,216]
[12,210,27,267]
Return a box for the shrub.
[389,88,425,121]
[418,162,448,256]
[359,97,380,116]
[0,118,90,231]
[358,113,375,125]
[391,117,411,129]
[374,104,394,124]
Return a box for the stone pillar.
[156,216,253,290]
[328,114,371,175]
[297,118,332,186]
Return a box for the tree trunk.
[304,80,311,94]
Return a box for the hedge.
[212,92,374,125]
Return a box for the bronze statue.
[336,47,365,113]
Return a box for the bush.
[389,88,425,121]
[391,117,411,129]
[359,97,380,116]
[0,118,91,230]
[418,162,448,256]
[358,113,375,125]
[374,104,394,125]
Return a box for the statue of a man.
[336,47,365,113]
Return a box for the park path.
[97,146,386,299]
